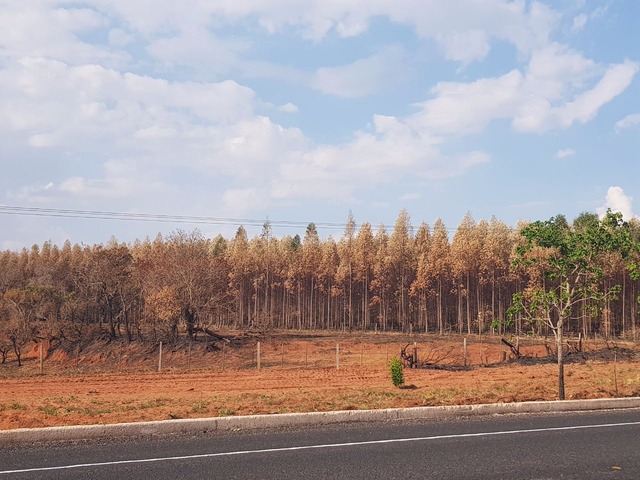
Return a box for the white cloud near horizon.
[598,186,635,220]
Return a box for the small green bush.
[389,356,404,387]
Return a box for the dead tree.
[501,338,522,359]
[400,344,418,368]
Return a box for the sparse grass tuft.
[38,407,58,416]
[192,400,209,414]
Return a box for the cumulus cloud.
[515,59,638,133]
[1,0,638,245]
[410,70,523,135]
[66,0,559,64]
[273,115,490,202]
[553,61,639,128]
[598,186,635,220]
[0,55,307,212]
[409,52,637,137]
[0,3,126,67]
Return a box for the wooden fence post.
[158,341,163,372]
[614,351,618,395]
[257,341,261,370]
[463,337,467,367]
[39,343,44,374]
[188,340,192,370]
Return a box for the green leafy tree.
[506,211,636,400]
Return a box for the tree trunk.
[556,319,565,400]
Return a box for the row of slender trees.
[1,210,639,362]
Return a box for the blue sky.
[1,0,639,249]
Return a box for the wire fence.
[2,332,635,378]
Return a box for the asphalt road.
[1,409,639,479]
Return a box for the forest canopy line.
[2,210,640,362]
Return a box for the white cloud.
[406,50,636,138]
[615,113,640,133]
[0,57,258,143]
[311,46,408,98]
[0,3,126,67]
[514,60,638,132]
[66,0,560,65]
[556,148,576,159]
[1,47,487,217]
[279,102,299,113]
[598,186,635,220]
[146,28,249,75]
[108,28,134,48]
[0,0,637,244]
[571,14,588,32]
[525,43,596,100]
[221,188,267,216]
[0,56,307,211]
[272,114,490,203]
[554,61,639,128]
[400,193,422,201]
[570,5,609,34]
[437,30,490,63]
[410,69,523,135]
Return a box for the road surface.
[1,408,639,479]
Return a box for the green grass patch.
[38,407,59,416]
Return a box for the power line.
[0,204,464,234]
[0,205,365,231]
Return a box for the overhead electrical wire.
[0,205,376,231]
[0,204,464,234]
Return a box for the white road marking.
[2,420,640,475]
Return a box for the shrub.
[389,356,404,387]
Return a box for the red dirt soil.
[1,332,638,430]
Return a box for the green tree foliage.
[389,356,404,387]
[506,210,637,399]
